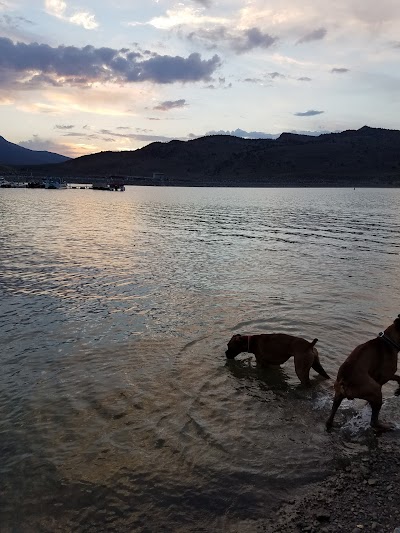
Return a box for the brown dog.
[326,316,400,431]
[225,333,330,386]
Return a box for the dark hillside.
[14,126,400,186]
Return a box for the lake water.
[1,186,400,532]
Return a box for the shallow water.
[1,186,400,532]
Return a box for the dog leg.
[370,402,394,431]
[390,375,400,396]
[312,355,330,379]
[293,351,313,386]
[364,389,394,432]
[326,393,344,430]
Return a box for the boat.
[43,178,68,189]
[91,180,125,191]
[0,177,11,187]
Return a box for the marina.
[0,177,125,190]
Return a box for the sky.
[0,0,400,158]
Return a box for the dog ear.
[394,317,400,330]
[310,338,318,347]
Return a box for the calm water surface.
[1,186,400,532]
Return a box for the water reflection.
[1,187,400,531]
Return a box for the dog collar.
[378,332,400,352]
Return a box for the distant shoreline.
[2,176,400,189]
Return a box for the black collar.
[378,332,400,352]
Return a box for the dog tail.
[312,354,330,379]
[310,338,318,348]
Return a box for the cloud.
[294,110,324,116]
[132,6,226,31]
[204,128,279,139]
[1,14,34,28]
[268,71,285,79]
[0,37,221,87]
[55,124,74,129]
[298,76,312,81]
[63,128,178,144]
[44,0,98,29]
[18,134,78,156]
[232,27,277,53]
[297,27,327,44]
[69,12,98,30]
[153,99,187,111]
[243,77,263,83]
[187,25,277,54]
[331,67,350,74]
[192,0,211,6]
[192,128,337,140]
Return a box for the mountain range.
[2,126,400,186]
[0,136,70,166]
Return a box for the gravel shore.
[263,433,400,533]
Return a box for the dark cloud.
[0,37,221,87]
[294,110,324,116]
[192,0,211,6]
[331,67,349,74]
[62,132,85,137]
[186,26,277,54]
[153,99,187,111]
[298,76,312,81]
[268,71,285,79]
[297,28,327,44]
[233,27,277,53]
[1,14,34,28]
[204,76,232,89]
[243,77,263,83]
[55,124,74,130]
[204,82,232,89]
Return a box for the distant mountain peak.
[0,135,70,166]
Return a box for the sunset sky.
[1,0,400,158]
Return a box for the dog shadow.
[225,356,292,396]
[225,356,330,400]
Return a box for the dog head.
[383,316,400,341]
[225,334,247,359]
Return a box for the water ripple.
[1,187,400,531]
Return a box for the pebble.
[315,510,330,523]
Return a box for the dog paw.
[372,422,395,433]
